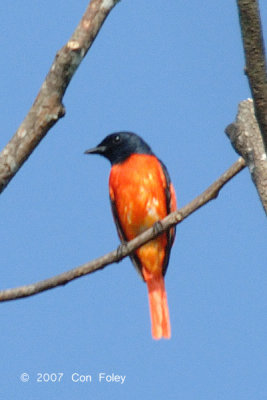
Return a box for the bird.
[85,131,177,339]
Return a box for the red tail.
[146,275,171,340]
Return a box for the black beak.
[84,145,107,155]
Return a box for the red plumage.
[109,154,176,339]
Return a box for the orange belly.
[109,154,169,276]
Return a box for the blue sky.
[1,1,267,399]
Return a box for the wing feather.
[159,161,177,276]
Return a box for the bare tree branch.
[237,0,267,152]
[226,2,267,213]
[0,157,245,303]
[0,0,119,194]
[226,99,267,213]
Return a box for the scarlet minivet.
[85,132,177,339]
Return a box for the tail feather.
[146,275,171,340]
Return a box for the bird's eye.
[113,135,121,144]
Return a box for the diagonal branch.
[0,157,245,303]
[0,0,120,194]
[237,0,267,152]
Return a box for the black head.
[85,131,153,165]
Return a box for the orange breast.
[109,154,172,277]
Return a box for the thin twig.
[0,0,119,194]
[0,157,246,303]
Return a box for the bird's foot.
[153,220,164,236]
[116,241,128,262]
